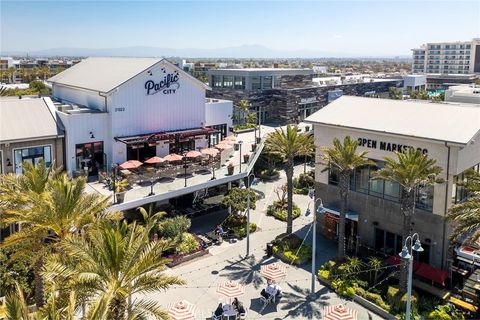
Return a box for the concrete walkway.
[139,164,383,319]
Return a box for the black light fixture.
[6,158,12,166]
[89,131,95,139]
[372,221,379,226]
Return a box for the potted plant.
[227,162,235,175]
[251,144,257,152]
[115,179,129,204]
[243,154,250,163]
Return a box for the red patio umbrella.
[215,143,231,150]
[224,135,236,141]
[167,300,197,320]
[185,150,202,158]
[415,262,448,286]
[324,304,357,320]
[119,160,143,170]
[260,263,287,280]
[221,139,235,145]
[200,148,219,157]
[164,153,183,162]
[216,280,245,299]
[144,156,165,164]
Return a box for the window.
[76,142,104,176]
[207,124,228,146]
[262,76,272,89]
[375,228,402,256]
[212,75,223,88]
[14,145,52,174]
[251,76,261,90]
[222,76,233,88]
[234,76,245,89]
[273,76,281,88]
[328,167,339,186]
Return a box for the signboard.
[145,68,180,95]
[357,137,428,154]
[300,97,317,104]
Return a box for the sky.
[1,0,479,56]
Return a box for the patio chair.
[211,312,222,320]
[238,311,247,320]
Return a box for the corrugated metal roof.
[0,97,64,143]
[305,96,480,145]
[48,57,209,93]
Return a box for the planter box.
[257,172,280,181]
[317,276,395,319]
[235,127,255,134]
[166,249,209,268]
[273,250,309,266]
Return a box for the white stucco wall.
[53,84,106,111]
[205,99,233,129]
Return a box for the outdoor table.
[120,169,132,176]
[222,304,238,319]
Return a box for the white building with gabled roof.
[49,57,232,177]
[306,96,480,270]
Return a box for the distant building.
[444,84,480,104]
[425,74,478,91]
[412,38,480,74]
[403,75,426,92]
[207,68,402,124]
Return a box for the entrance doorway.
[127,144,156,161]
[75,142,104,177]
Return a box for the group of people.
[214,298,246,318]
[260,279,283,302]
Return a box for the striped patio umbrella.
[144,156,165,164]
[216,280,245,298]
[324,304,357,320]
[119,160,143,170]
[221,139,235,145]
[224,135,237,141]
[185,150,202,158]
[215,143,231,150]
[167,300,197,320]
[260,263,287,280]
[200,148,219,157]
[164,153,183,162]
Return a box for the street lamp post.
[112,163,117,204]
[236,141,243,173]
[244,173,256,258]
[182,154,188,188]
[399,233,424,320]
[307,189,325,296]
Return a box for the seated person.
[215,224,226,236]
[232,298,246,314]
[265,282,283,299]
[260,288,269,300]
[214,303,223,317]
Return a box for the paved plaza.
[139,165,383,319]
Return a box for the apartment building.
[412,38,480,75]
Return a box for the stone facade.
[208,79,403,124]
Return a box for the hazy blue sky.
[1,0,479,56]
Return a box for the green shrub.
[387,286,417,313]
[293,171,315,194]
[273,234,312,264]
[331,279,355,298]
[427,304,464,320]
[259,168,279,177]
[354,286,366,297]
[267,201,301,222]
[176,233,200,254]
[365,292,391,312]
[318,270,330,280]
[159,216,191,239]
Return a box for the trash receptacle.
[266,243,273,257]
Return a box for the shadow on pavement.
[190,208,229,235]
[279,283,330,319]
[221,254,277,289]
[249,297,279,316]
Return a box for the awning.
[415,262,448,286]
[115,127,217,146]
[386,255,420,272]
[321,206,358,222]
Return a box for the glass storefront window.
[76,142,104,176]
[208,124,227,146]
[212,75,223,88]
[262,76,272,89]
[234,77,245,89]
[273,76,281,88]
[251,76,261,90]
[223,76,233,88]
[14,145,52,174]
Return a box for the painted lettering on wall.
[145,69,180,95]
[357,138,428,154]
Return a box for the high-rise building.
[412,38,480,75]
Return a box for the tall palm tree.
[372,149,442,294]
[0,162,109,308]
[237,99,251,126]
[44,211,185,320]
[446,169,480,242]
[266,125,314,234]
[320,136,374,258]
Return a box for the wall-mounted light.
[6,158,12,166]
[89,131,95,139]
[372,221,379,226]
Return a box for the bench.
[450,296,478,313]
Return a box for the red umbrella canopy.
[324,304,358,320]
[215,143,231,150]
[216,280,245,298]
[119,160,143,170]
[224,135,237,141]
[164,153,183,162]
[144,156,165,164]
[221,139,235,145]
[415,262,448,286]
[167,300,197,320]
[185,150,202,158]
[200,148,219,157]
[260,263,287,280]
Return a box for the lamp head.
[316,201,325,214]
[399,246,412,260]
[412,239,424,252]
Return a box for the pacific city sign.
[145,69,180,95]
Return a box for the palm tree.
[372,149,442,294]
[0,161,109,308]
[237,99,251,126]
[446,169,480,242]
[43,211,185,320]
[266,125,314,234]
[320,136,373,258]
